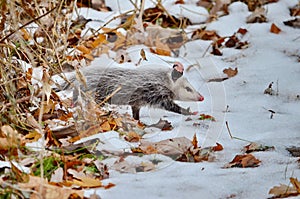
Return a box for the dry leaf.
[137,137,192,157]
[124,131,141,142]
[153,37,171,56]
[269,184,298,198]
[212,143,224,151]
[192,29,220,41]
[76,44,91,54]
[147,119,173,131]
[192,133,198,148]
[17,176,84,199]
[199,114,216,121]
[24,130,42,142]
[243,142,275,153]
[224,154,261,168]
[290,178,300,193]
[71,177,102,188]
[223,67,238,78]
[90,34,107,48]
[246,7,267,23]
[140,49,147,61]
[237,28,248,35]
[100,121,111,132]
[270,23,281,34]
[283,18,300,28]
[11,162,29,183]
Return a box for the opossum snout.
[198,95,204,101]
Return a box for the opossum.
[64,64,204,120]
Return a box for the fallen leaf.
[104,182,116,189]
[192,29,220,41]
[243,142,275,153]
[237,28,248,35]
[286,146,300,157]
[199,114,216,121]
[71,177,102,188]
[24,130,42,142]
[140,49,147,61]
[290,178,300,193]
[224,154,261,168]
[270,23,281,34]
[223,67,238,78]
[124,131,141,142]
[290,4,300,16]
[100,121,111,132]
[192,133,198,148]
[17,176,84,199]
[137,137,192,157]
[246,7,267,23]
[147,119,173,131]
[11,162,29,183]
[269,184,299,198]
[153,37,171,56]
[212,143,224,151]
[283,18,300,28]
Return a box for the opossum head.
[171,69,204,102]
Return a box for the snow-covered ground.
[57,0,300,198]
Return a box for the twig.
[94,9,135,35]
[97,86,122,107]
[0,6,57,43]
[225,121,252,142]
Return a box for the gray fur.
[65,67,203,120]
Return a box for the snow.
[10,0,298,198]
[79,0,300,198]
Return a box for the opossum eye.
[185,87,192,92]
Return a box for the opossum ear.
[171,68,183,82]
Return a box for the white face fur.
[172,76,203,101]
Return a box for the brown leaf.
[224,154,261,168]
[140,49,147,61]
[192,133,198,148]
[90,34,107,48]
[11,162,29,183]
[76,44,91,55]
[246,7,267,23]
[192,29,220,41]
[290,178,300,193]
[104,182,116,189]
[124,131,141,142]
[270,23,281,34]
[223,67,238,78]
[137,137,192,157]
[147,119,173,131]
[237,28,248,35]
[269,184,299,198]
[243,142,275,153]
[212,143,223,151]
[283,18,300,28]
[24,130,42,142]
[175,0,185,4]
[17,176,84,199]
[154,37,171,56]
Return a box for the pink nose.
[199,95,204,101]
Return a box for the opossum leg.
[160,100,192,116]
[131,106,140,120]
